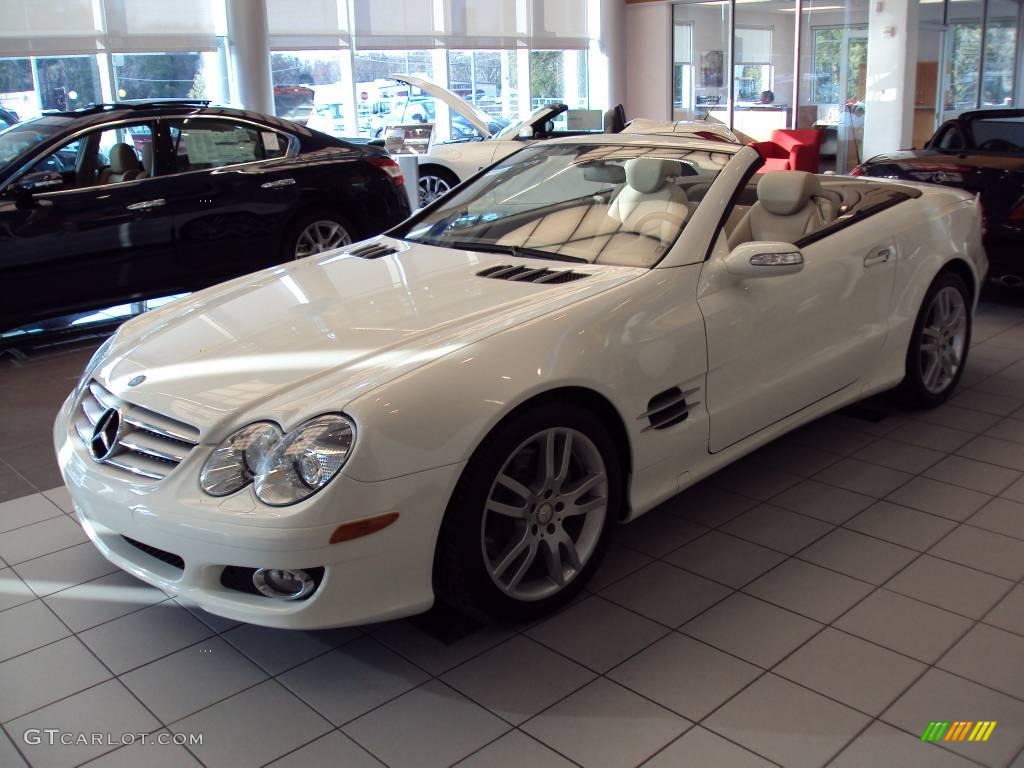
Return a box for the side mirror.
[725,241,804,278]
[518,126,535,139]
[14,171,63,206]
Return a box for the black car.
[0,100,411,333]
[854,109,1024,287]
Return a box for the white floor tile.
[442,636,595,725]
[744,558,873,623]
[0,567,34,611]
[608,633,760,721]
[938,623,1024,700]
[41,486,73,514]
[371,618,512,676]
[815,458,913,498]
[600,561,731,627]
[0,636,109,723]
[666,531,786,588]
[266,731,383,768]
[846,501,958,551]
[223,622,356,675]
[774,628,925,715]
[928,524,1024,580]
[835,588,973,664]
[885,555,1014,619]
[175,680,331,768]
[44,570,165,632]
[830,721,978,768]
[79,601,214,674]
[968,496,1024,539]
[0,599,69,663]
[986,583,1024,636]
[643,726,775,768]
[768,479,874,525]
[521,678,688,768]
[704,673,870,768]
[886,476,992,521]
[12,542,118,597]
[0,516,87,565]
[120,636,267,723]
[345,680,509,768]
[0,494,64,535]
[799,528,918,585]
[455,730,575,768]
[720,504,833,554]
[526,595,668,672]
[278,636,428,726]
[923,455,1021,495]
[81,730,203,768]
[683,593,822,668]
[7,680,160,768]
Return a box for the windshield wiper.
[433,240,588,263]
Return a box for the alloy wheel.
[919,285,967,394]
[481,427,608,601]
[295,220,351,259]
[418,175,452,207]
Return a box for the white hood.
[94,239,643,438]
[390,74,496,138]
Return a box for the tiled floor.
[1,299,1024,768]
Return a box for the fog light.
[252,568,316,600]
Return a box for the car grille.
[73,380,200,482]
[121,536,185,570]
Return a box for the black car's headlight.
[200,415,355,506]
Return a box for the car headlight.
[77,333,117,391]
[200,415,355,506]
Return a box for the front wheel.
[434,403,622,622]
[900,271,972,408]
[284,209,353,261]
[417,167,459,207]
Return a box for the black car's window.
[167,119,288,173]
[936,125,965,151]
[969,117,1024,152]
[0,117,71,176]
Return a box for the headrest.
[109,143,140,173]
[624,158,679,194]
[603,104,626,134]
[757,171,821,216]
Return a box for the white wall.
[863,0,919,156]
[625,2,672,120]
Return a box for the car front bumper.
[54,393,464,630]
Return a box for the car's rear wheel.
[418,166,459,207]
[434,402,621,622]
[284,209,353,260]
[900,271,972,408]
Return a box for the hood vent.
[639,386,700,431]
[348,242,398,259]
[477,264,588,284]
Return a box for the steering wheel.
[978,138,1018,152]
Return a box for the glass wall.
[671,2,732,125]
[734,2,796,142]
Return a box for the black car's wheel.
[284,209,353,260]
[434,402,622,622]
[418,166,459,207]
[900,271,972,408]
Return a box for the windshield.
[402,142,734,268]
[0,117,69,175]
[968,116,1024,152]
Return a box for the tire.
[282,209,354,261]
[434,401,623,622]
[417,166,459,208]
[899,271,972,408]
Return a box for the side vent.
[348,242,398,259]
[639,386,700,431]
[477,264,588,284]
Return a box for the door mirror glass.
[725,241,804,277]
[518,126,535,139]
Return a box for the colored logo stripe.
[923,721,997,742]
[921,722,949,742]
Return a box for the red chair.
[750,129,823,173]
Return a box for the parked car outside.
[56,135,985,629]
[0,99,411,333]
[854,108,1024,288]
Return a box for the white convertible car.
[56,135,986,629]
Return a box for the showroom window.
[671,1,732,123]
[0,55,103,117]
[734,27,773,103]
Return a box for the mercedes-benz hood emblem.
[90,407,122,461]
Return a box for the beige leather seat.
[728,171,835,248]
[99,143,143,185]
[608,158,688,243]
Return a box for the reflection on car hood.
[94,239,644,437]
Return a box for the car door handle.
[260,178,296,189]
[864,247,892,267]
[126,198,166,211]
